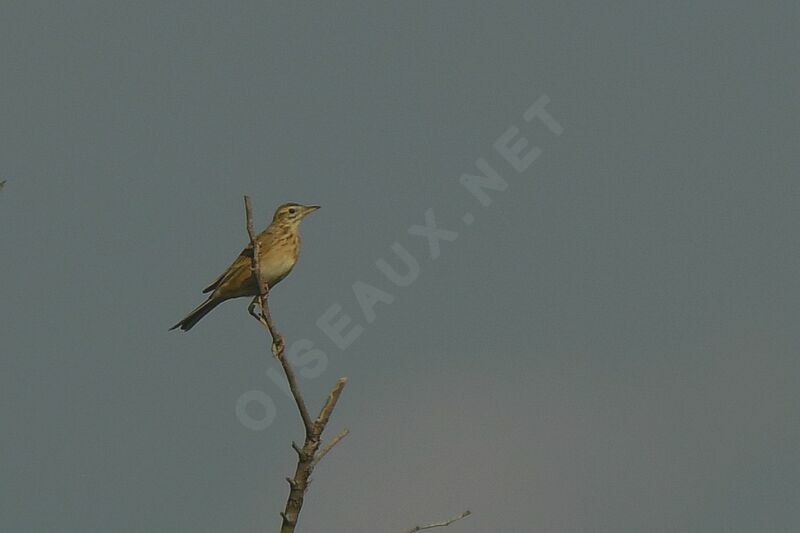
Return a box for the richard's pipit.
[170,202,320,331]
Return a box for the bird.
[170,202,320,331]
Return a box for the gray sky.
[2,2,798,532]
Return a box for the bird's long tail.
[170,297,223,332]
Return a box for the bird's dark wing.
[202,242,254,293]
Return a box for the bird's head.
[272,203,320,225]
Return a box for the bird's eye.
[288,207,296,215]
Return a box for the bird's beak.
[303,205,321,215]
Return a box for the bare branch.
[315,377,348,433]
[243,196,263,295]
[242,196,349,533]
[311,428,350,468]
[244,196,314,435]
[273,331,313,434]
[404,510,472,533]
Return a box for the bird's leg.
[248,285,284,357]
[248,280,271,323]
[248,296,262,323]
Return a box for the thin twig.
[315,377,348,432]
[311,428,350,468]
[243,196,262,291]
[244,196,313,435]
[404,510,472,533]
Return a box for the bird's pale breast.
[259,233,299,286]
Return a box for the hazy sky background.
[2,2,798,532]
